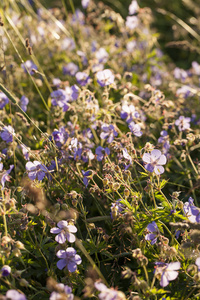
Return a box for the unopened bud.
[19,278,29,287]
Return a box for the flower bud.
[124,188,130,198]
[15,241,25,249]
[19,278,29,287]
[1,265,11,276]
[112,182,120,191]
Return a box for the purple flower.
[145,221,159,245]
[126,40,137,52]
[20,144,30,160]
[156,262,181,287]
[111,199,124,220]
[20,95,29,112]
[25,161,47,181]
[82,0,90,8]
[96,69,115,87]
[1,265,11,276]
[82,170,92,187]
[95,146,110,161]
[126,16,139,30]
[1,165,14,188]
[56,247,82,272]
[61,38,75,51]
[71,85,80,101]
[6,290,27,300]
[175,116,191,131]
[21,60,37,75]
[195,257,200,271]
[50,89,69,112]
[128,122,142,137]
[129,0,139,15]
[121,101,140,124]
[50,220,77,244]
[72,9,85,25]
[192,61,200,76]
[0,125,15,143]
[0,92,9,109]
[63,62,79,76]
[94,281,125,300]
[174,67,188,81]
[95,48,109,64]
[142,149,167,175]
[75,72,90,86]
[122,148,132,165]
[50,284,74,300]
[100,124,118,143]
[52,127,68,148]
[176,85,193,98]
[183,197,200,223]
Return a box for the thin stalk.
[1,191,8,237]
[2,26,49,111]
[75,239,108,286]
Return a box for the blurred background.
[41,0,200,69]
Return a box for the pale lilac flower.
[95,48,109,64]
[175,116,191,131]
[183,197,200,223]
[129,0,139,15]
[75,72,90,86]
[63,62,79,76]
[95,146,110,161]
[1,165,14,188]
[6,290,27,300]
[96,69,115,87]
[20,95,29,112]
[20,144,30,160]
[192,61,200,76]
[61,38,75,51]
[77,50,88,65]
[50,89,69,112]
[176,85,193,98]
[0,125,15,143]
[1,265,11,276]
[120,101,140,123]
[126,16,139,30]
[50,220,77,244]
[122,148,132,164]
[174,67,188,81]
[142,149,167,175]
[145,221,159,245]
[52,78,61,87]
[25,161,47,181]
[195,257,200,271]
[56,247,82,272]
[0,92,9,109]
[156,262,181,287]
[126,40,137,52]
[128,122,142,137]
[72,9,85,25]
[82,0,90,9]
[100,124,118,143]
[94,281,125,300]
[21,60,37,75]
[49,284,74,300]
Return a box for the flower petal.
[66,233,76,243]
[57,259,67,270]
[50,227,61,234]
[55,232,66,244]
[67,261,77,272]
